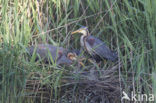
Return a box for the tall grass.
[0,0,155,102]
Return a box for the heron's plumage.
[85,36,117,61]
[27,44,74,65]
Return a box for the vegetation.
[0,0,155,103]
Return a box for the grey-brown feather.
[85,36,118,61]
[27,44,72,65]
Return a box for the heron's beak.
[71,29,82,34]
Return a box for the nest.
[25,63,122,103]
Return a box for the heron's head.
[71,27,89,36]
[67,52,85,67]
[67,52,77,61]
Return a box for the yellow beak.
[71,30,81,34]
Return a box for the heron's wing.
[28,44,63,61]
[86,36,117,61]
[57,55,72,65]
[37,44,57,59]
[27,45,48,58]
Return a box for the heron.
[71,27,117,62]
[27,44,82,65]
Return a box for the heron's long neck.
[80,35,86,47]
[84,30,89,36]
[80,30,89,47]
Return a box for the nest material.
[25,63,122,103]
